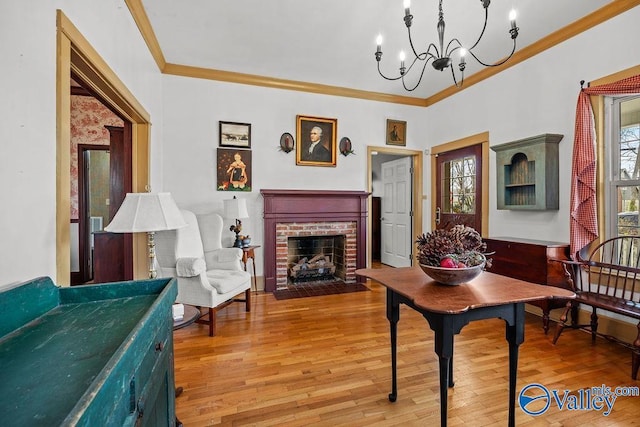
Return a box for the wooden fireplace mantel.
[261,189,370,292]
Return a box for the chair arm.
[174,275,220,308]
[206,248,244,271]
[549,258,585,292]
[176,257,207,277]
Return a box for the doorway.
[367,146,423,267]
[431,132,490,236]
[56,10,151,285]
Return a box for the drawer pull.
[155,341,164,352]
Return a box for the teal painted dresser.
[0,276,178,426]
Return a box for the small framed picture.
[219,121,251,148]
[386,119,406,146]
[296,115,337,167]
[217,148,252,191]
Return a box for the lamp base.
[233,235,243,248]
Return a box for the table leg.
[506,303,525,427]
[387,289,400,402]
[434,325,455,427]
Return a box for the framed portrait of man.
[296,115,337,167]
[386,119,406,146]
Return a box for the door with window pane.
[611,96,640,237]
[435,144,483,232]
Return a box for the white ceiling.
[141,0,612,99]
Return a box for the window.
[606,95,640,237]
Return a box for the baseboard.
[525,303,638,343]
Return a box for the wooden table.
[356,267,575,427]
[242,245,260,291]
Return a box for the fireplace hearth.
[261,190,369,292]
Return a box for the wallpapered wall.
[70,95,124,220]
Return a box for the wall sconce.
[339,137,355,156]
[279,132,294,153]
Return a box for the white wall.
[160,77,428,269]
[424,9,640,242]
[0,1,164,287]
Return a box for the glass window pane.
[442,155,477,214]
[617,185,640,236]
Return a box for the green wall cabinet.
[491,134,563,210]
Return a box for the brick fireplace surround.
[261,189,369,292]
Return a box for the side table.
[241,245,260,291]
[173,304,202,330]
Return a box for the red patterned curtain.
[570,75,640,258]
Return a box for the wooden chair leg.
[590,308,598,343]
[209,307,216,337]
[632,321,640,380]
[245,289,251,312]
[553,301,573,345]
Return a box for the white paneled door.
[381,157,413,267]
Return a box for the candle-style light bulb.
[376,34,383,53]
[404,0,411,16]
[509,9,517,29]
[459,48,467,65]
[399,51,406,75]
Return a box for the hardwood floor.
[173,274,640,426]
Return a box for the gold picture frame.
[386,119,406,146]
[296,115,337,167]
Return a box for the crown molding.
[124,0,166,71]
[163,63,427,106]
[125,1,639,107]
[424,0,640,107]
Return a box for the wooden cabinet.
[0,276,178,426]
[93,231,126,283]
[484,237,571,333]
[491,134,563,210]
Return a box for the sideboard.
[484,237,571,333]
[0,276,177,426]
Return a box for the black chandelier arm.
[467,7,490,52]
[401,57,433,92]
[466,38,517,67]
[376,61,403,81]
[444,38,463,58]
[407,28,441,61]
[450,63,464,88]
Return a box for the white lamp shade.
[104,192,187,233]
[223,197,249,219]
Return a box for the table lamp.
[223,196,249,248]
[105,192,187,278]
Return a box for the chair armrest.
[549,258,585,292]
[206,248,243,271]
[176,257,207,277]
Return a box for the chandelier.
[374,0,519,91]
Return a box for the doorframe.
[367,146,423,267]
[430,131,490,236]
[56,10,150,285]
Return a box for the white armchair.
[156,210,251,336]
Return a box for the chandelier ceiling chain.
[374,0,519,92]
